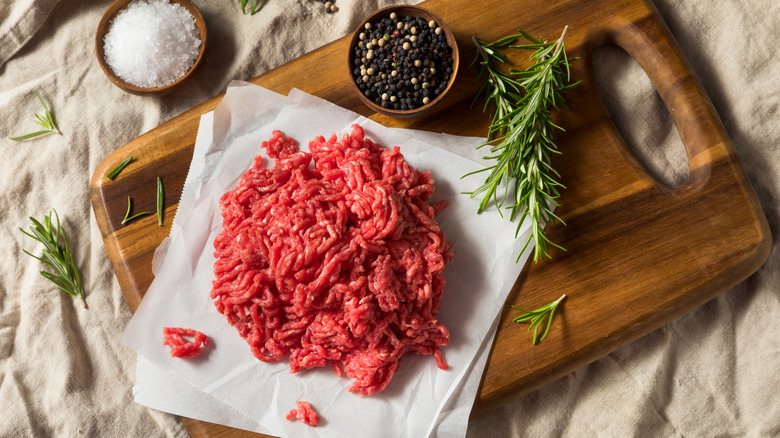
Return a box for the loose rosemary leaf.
[106,156,133,180]
[122,196,152,224]
[157,176,164,226]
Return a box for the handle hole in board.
[592,45,689,188]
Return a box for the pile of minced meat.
[211,125,451,396]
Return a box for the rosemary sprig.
[9,91,60,141]
[106,156,133,180]
[240,0,265,15]
[121,196,152,224]
[465,26,580,262]
[512,294,566,345]
[20,209,86,308]
[157,176,164,226]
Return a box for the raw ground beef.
[211,124,452,396]
[163,327,210,358]
[286,401,320,427]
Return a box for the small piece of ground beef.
[211,124,452,396]
[163,327,210,358]
[285,401,320,427]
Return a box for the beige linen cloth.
[1,0,777,436]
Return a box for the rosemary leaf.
[106,156,133,180]
[8,130,56,141]
[157,176,164,226]
[20,209,86,308]
[121,196,152,224]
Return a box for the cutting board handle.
[609,2,727,183]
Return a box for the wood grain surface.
[89,0,771,436]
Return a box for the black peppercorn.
[352,13,453,110]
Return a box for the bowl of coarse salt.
[96,0,206,95]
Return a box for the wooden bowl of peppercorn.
[347,5,459,118]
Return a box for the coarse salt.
[103,0,201,89]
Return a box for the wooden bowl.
[347,5,459,118]
[95,0,207,96]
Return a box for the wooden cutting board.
[90,0,771,436]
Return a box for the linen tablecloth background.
[1,0,778,436]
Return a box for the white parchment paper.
[122,81,531,438]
